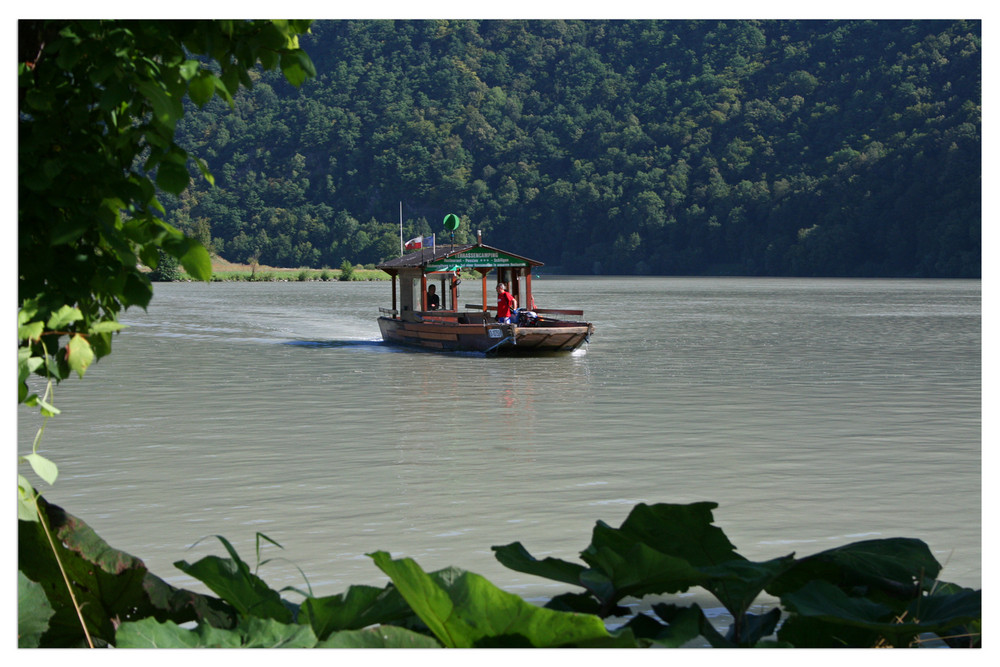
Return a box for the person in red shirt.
[496,283,517,323]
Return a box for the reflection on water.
[18,278,980,600]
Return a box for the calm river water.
[19,277,981,605]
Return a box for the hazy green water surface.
[19,277,981,602]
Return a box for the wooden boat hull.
[378,316,592,354]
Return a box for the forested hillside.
[166,19,981,277]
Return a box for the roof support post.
[386,270,398,316]
[481,271,488,312]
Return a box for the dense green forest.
[165,19,981,277]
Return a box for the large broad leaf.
[698,554,796,620]
[913,584,981,647]
[116,617,242,648]
[767,537,942,599]
[18,572,55,647]
[581,537,706,601]
[779,579,981,648]
[141,569,238,630]
[298,583,414,639]
[582,503,790,617]
[155,159,191,195]
[726,607,783,647]
[117,616,318,648]
[173,536,293,624]
[239,617,319,647]
[614,502,740,567]
[370,551,634,648]
[19,496,158,646]
[159,234,212,281]
[19,497,236,647]
[317,625,441,648]
[631,605,704,647]
[496,503,792,622]
[492,541,588,587]
[179,237,212,281]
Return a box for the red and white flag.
[404,235,423,250]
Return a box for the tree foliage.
[18,20,314,392]
[165,19,980,277]
[17,19,315,508]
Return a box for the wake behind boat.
[376,230,593,354]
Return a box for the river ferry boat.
[376,231,593,354]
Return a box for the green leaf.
[19,320,44,342]
[767,537,942,598]
[116,617,241,648]
[239,616,318,647]
[615,502,739,567]
[646,604,709,647]
[173,540,293,623]
[370,551,630,648]
[179,239,212,281]
[141,569,238,630]
[25,393,61,417]
[18,475,38,522]
[46,304,83,330]
[280,50,315,87]
[369,552,455,645]
[318,625,441,648]
[19,572,56,647]
[122,271,153,309]
[700,554,796,620]
[193,155,215,185]
[49,217,91,245]
[298,584,413,638]
[155,159,191,195]
[66,333,95,377]
[89,320,126,334]
[18,301,39,325]
[19,497,155,646]
[778,579,980,646]
[178,59,200,81]
[24,452,59,485]
[780,580,898,642]
[492,541,588,587]
[18,347,44,382]
[137,80,182,129]
[582,532,706,601]
[118,616,321,648]
[727,608,782,646]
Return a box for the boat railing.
[379,307,398,317]
[413,310,492,325]
[464,304,585,317]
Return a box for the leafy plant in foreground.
[492,502,981,647]
[18,498,980,648]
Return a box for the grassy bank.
[177,258,391,282]
[207,267,390,282]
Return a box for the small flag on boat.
[404,236,424,250]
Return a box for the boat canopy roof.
[377,242,544,274]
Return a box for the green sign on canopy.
[427,247,530,271]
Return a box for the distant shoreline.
[171,257,392,282]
